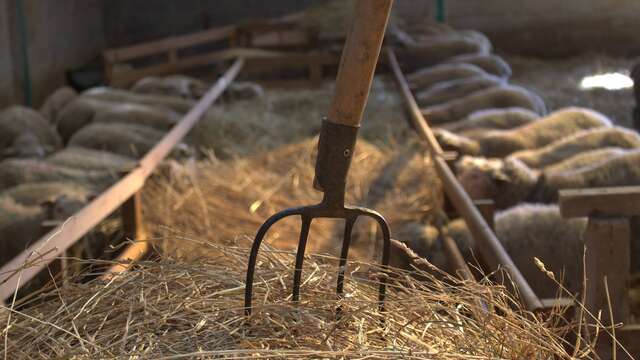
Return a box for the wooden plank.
[104,25,236,63]
[387,48,543,311]
[100,240,150,280]
[559,186,640,218]
[0,59,244,302]
[109,48,314,88]
[121,191,145,242]
[583,217,630,326]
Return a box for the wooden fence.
[0,59,244,302]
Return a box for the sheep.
[0,158,116,191]
[510,127,640,169]
[416,74,505,107]
[83,87,195,114]
[39,86,78,125]
[0,195,89,267]
[131,75,207,100]
[397,30,492,72]
[432,128,480,156]
[408,63,488,90]
[442,204,588,299]
[421,85,547,125]
[441,107,540,136]
[474,107,612,158]
[0,181,94,207]
[223,82,265,102]
[56,97,118,143]
[58,97,180,143]
[446,53,512,78]
[68,122,167,159]
[456,148,640,209]
[0,106,62,155]
[1,133,47,159]
[543,147,628,174]
[46,146,136,173]
[91,103,180,131]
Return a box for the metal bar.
[0,59,244,302]
[387,48,543,311]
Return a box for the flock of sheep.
[2,22,638,302]
[392,26,640,298]
[0,74,262,271]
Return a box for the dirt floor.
[506,53,636,127]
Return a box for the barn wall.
[0,0,104,107]
[397,0,640,57]
[0,0,16,107]
[102,0,318,48]
[102,0,640,56]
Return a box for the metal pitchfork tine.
[245,0,395,316]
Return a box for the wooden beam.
[109,48,291,87]
[0,59,244,302]
[583,217,630,326]
[559,186,640,218]
[103,25,236,63]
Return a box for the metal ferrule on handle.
[313,119,359,207]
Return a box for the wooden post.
[558,187,639,358]
[121,191,145,242]
[583,217,630,327]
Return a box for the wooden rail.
[0,59,245,302]
[387,48,544,311]
[103,22,323,88]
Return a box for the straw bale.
[1,241,593,359]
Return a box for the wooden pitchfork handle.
[328,0,394,128]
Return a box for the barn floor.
[143,77,443,267]
[507,53,636,127]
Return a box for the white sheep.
[57,97,179,143]
[39,86,78,125]
[83,87,195,114]
[443,204,587,299]
[441,107,540,136]
[474,107,611,157]
[397,30,492,72]
[408,63,488,90]
[68,122,167,159]
[456,148,640,209]
[510,127,640,168]
[0,158,115,191]
[446,53,512,78]
[422,85,547,125]
[0,106,62,156]
[46,146,136,173]
[416,74,505,107]
[131,75,208,100]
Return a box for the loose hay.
[2,241,590,359]
[189,78,408,159]
[144,136,440,263]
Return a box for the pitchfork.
[244,0,395,315]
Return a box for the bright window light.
[580,72,634,90]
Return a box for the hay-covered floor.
[2,242,589,359]
[146,78,443,266]
[507,54,635,127]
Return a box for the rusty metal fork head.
[244,119,392,316]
